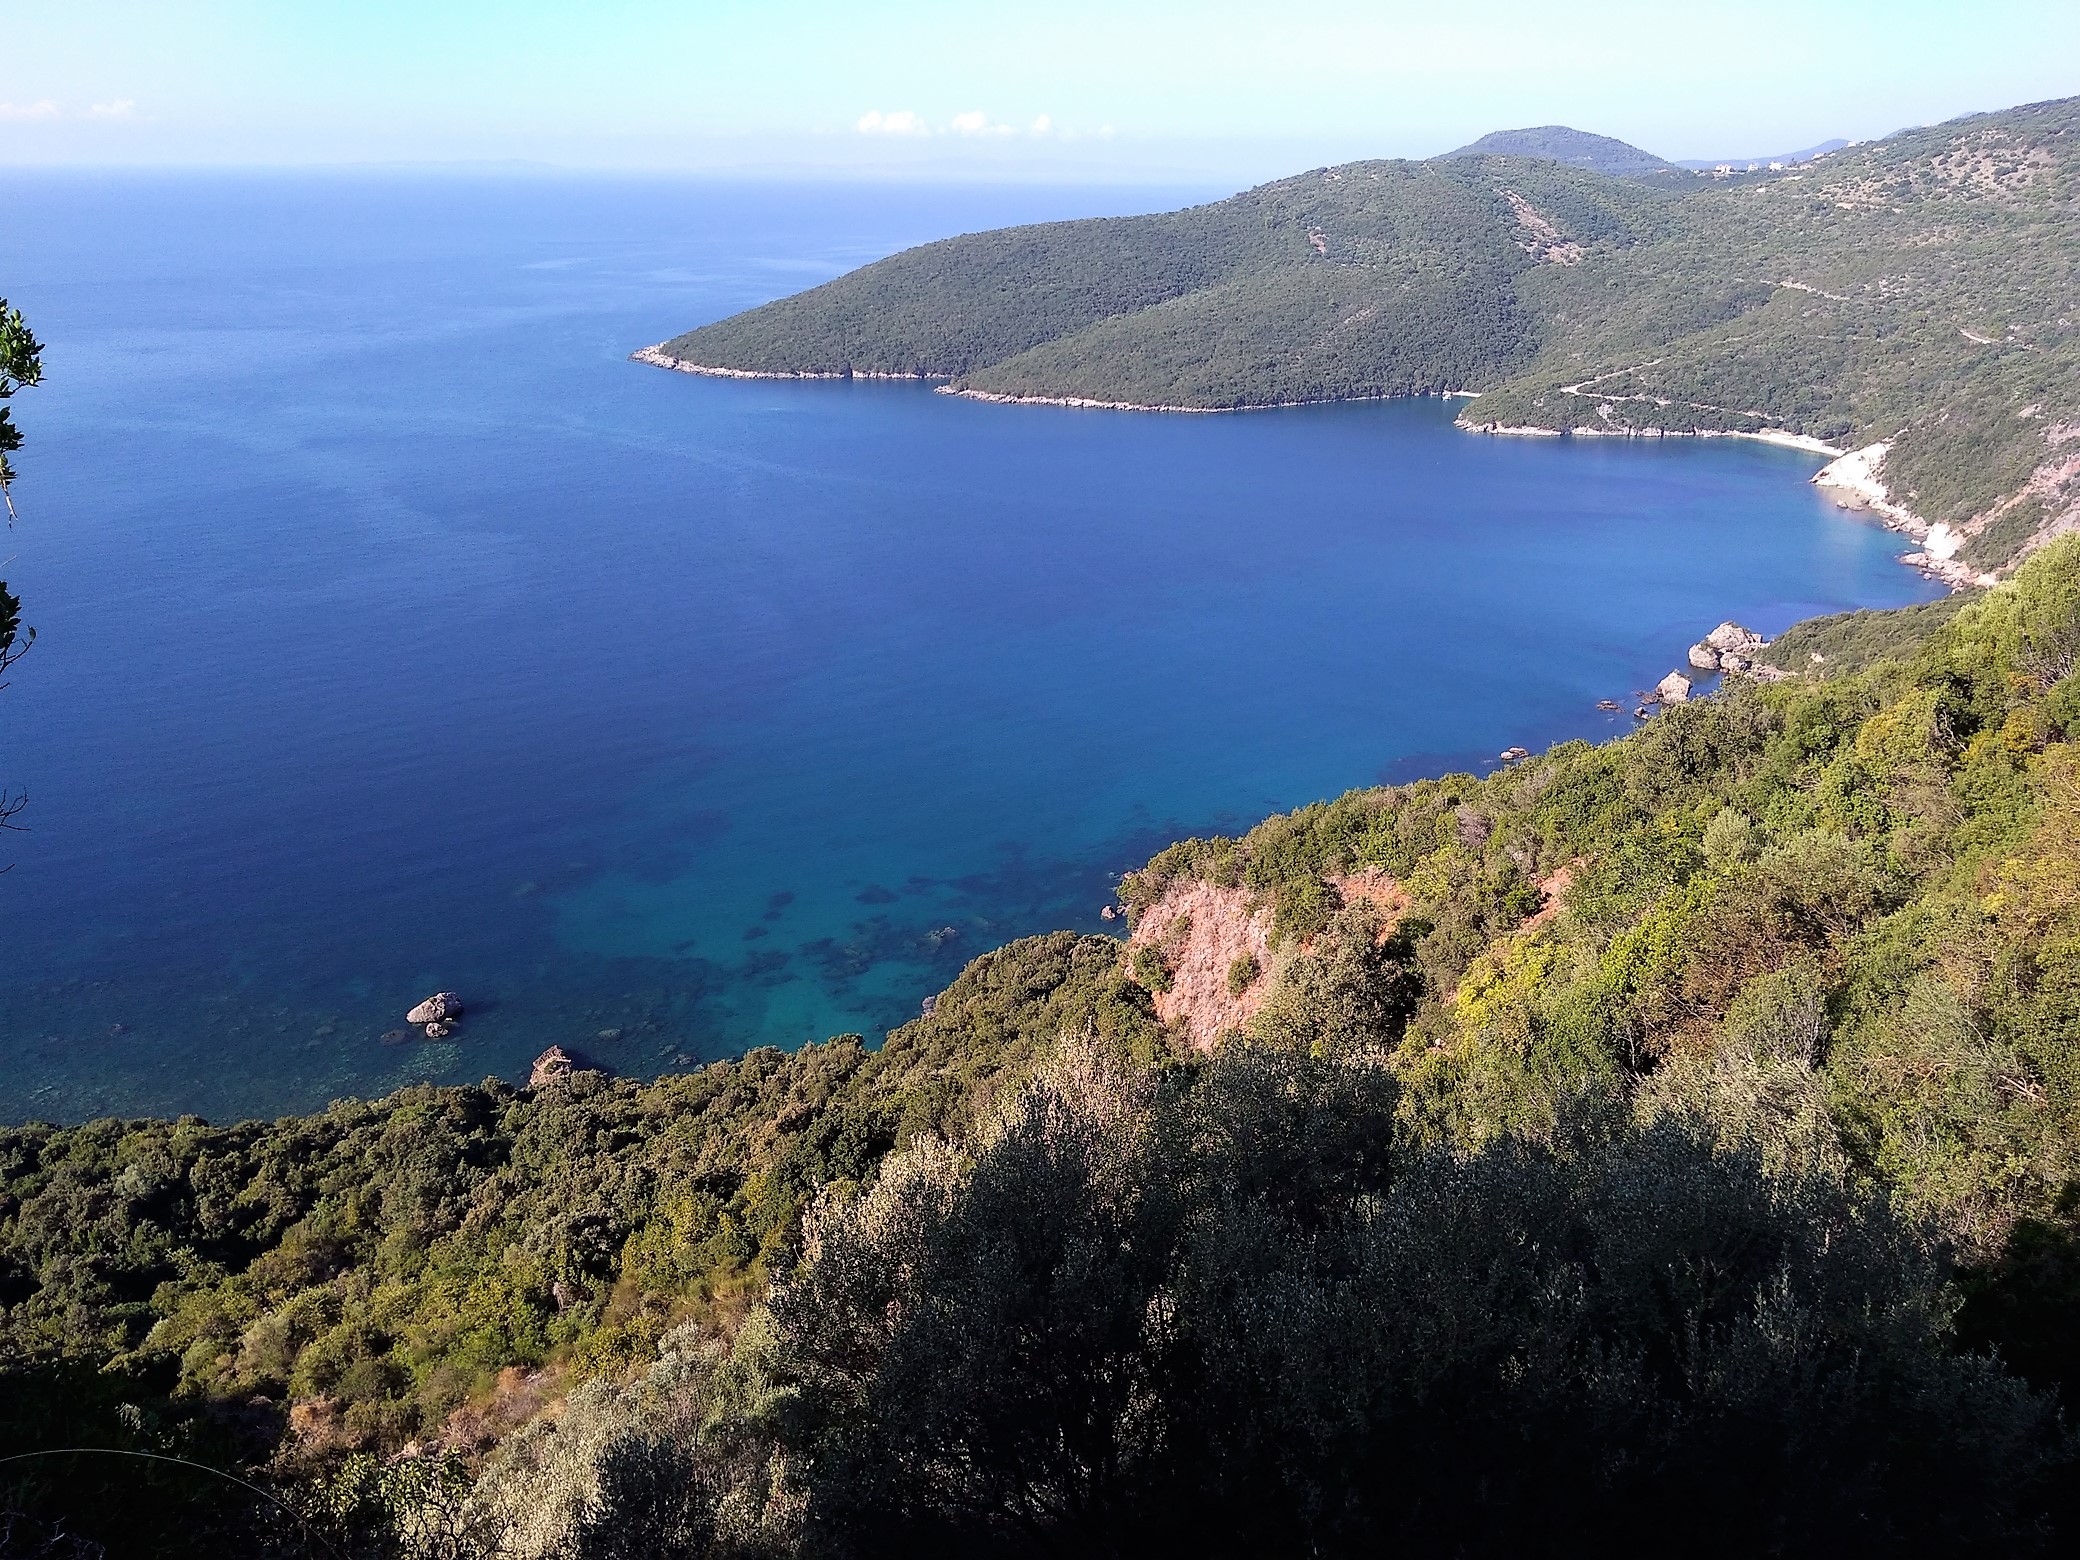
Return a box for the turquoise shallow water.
[0,172,1942,1123]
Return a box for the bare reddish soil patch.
[1520,860,1581,935]
[1130,880,1274,1048]
[1128,870,1410,1048]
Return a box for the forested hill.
[649,95,2080,576]
[1443,124,1682,181]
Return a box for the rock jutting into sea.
[407,990,464,1039]
[528,1046,577,1088]
[1686,621,1769,673]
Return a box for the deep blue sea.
[0,172,1942,1124]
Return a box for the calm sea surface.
[0,172,1942,1123]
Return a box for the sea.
[0,171,1944,1124]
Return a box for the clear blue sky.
[3,0,2076,181]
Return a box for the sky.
[2,0,2077,182]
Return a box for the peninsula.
[644,95,2080,580]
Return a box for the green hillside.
[655,156,1668,401]
[650,96,2080,573]
[14,540,2080,1555]
[1444,124,1682,180]
[657,156,1670,400]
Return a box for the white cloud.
[0,100,61,123]
[1029,114,1053,136]
[855,108,929,137]
[951,110,1016,138]
[88,99,137,120]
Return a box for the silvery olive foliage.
[745,1039,2058,1559]
[467,1326,798,1560]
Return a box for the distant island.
[643,95,2079,583]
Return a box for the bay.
[0,171,1942,1123]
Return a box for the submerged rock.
[406,991,463,1026]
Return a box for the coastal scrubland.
[12,535,2080,1554]
[653,96,2080,574]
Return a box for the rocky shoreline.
[1812,441,1995,590]
[1458,416,1993,591]
[632,343,1989,591]
[631,348,1487,418]
[939,386,1479,414]
[1612,620,1785,723]
[628,345,951,382]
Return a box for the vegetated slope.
[656,156,1674,403]
[650,96,2080,573]
[1757,594,1971,677]
[1444,124,1682,181]
[13,543,2080,1554]
[1467,96,2080,572]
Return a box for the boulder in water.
[1657,671,1693,704]
[406,991,463,1026]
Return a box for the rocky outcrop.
[407,991,464,1040]
[407,991,463,1026]
[528,1046,577,1088]
[1656,671,1693,703]
[1687,621,1768,674]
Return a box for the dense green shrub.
[758,1044,2061,1558]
